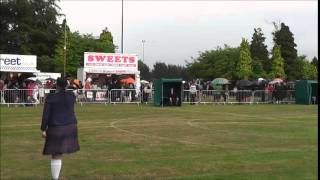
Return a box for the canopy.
[212,78,230,85]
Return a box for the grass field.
[0,104,318,179]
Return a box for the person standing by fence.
[41,77,80,180]
[190,82,197,105]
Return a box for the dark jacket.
[41,90,77,131]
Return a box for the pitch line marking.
[110,119,222,147]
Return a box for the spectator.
[143,84,151,103]
[169,87,180,106]
[190,82,197,105]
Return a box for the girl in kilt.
[41,78,80,180]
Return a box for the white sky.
[58,0,318,67]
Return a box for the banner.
[0,54,38,72]
[95,91,107,101]
[84,52,138,72]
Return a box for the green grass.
[0,104,318,180]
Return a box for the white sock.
[51,159,62,180]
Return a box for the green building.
[295,80,318,104]
[154,78,183,107]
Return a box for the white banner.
[95,91,107,101]
[0,54,38,72]
[84,52,138,72]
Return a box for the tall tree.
[236,38,253,80]
[250,28,270,73]
[272,22,299,80]
[269,44,286,79]
[298,56,318,80]
[302,61,318,80]
[99,27,116,53]
[251,57,266,79]
[0,0,61,71]
[311,57,318,71]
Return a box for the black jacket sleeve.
[41,99,51,131]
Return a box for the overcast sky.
[57,1,318,68]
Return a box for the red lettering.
[107,56,113,62]
[129,57,135,63]
[122,56,128,63]
[88,55,94,62]
[95,55,106,62]
[115,56,121,62]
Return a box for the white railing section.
[0,88,297,106]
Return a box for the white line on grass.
[110,119,223,147]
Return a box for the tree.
[250,28,270,73]
[251,57,266,79]
[298,56,318,80]
[151,62,188,80]
[311,57,318,71]
[0,0,61,72]
[138,60,151,80]
[236,38,253,80]
[269,44,286,79]
[186,45,240,80]
[53,27,116,76]
[302,62,318,80]
[272,22,299,80]
[152,62,168,79]
[99,27,116,53]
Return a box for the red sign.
[84,52,138,71]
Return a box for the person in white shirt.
[189,82,197,105]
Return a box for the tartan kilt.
[43,123,80,155]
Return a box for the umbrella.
[25,77,42,84]
[140,80,149,84]
[72,79,81,87]
[120,77,135,84]
[269,78,283,84]
[258,78,265,82]
[236,80,252,87]
[253,78,267,86]
[250,80,260,87]
[25,77,38,81]
[45,77,56,81]
[211,78,230,85]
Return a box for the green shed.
[154,78,183,106]
[295,80,318,104]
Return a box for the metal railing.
[141,89,154,104]
[0,89,40,106]
[182,90,200,104]
[110,89,141,104]
[76,89,109,104]
[0,88,298,106]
